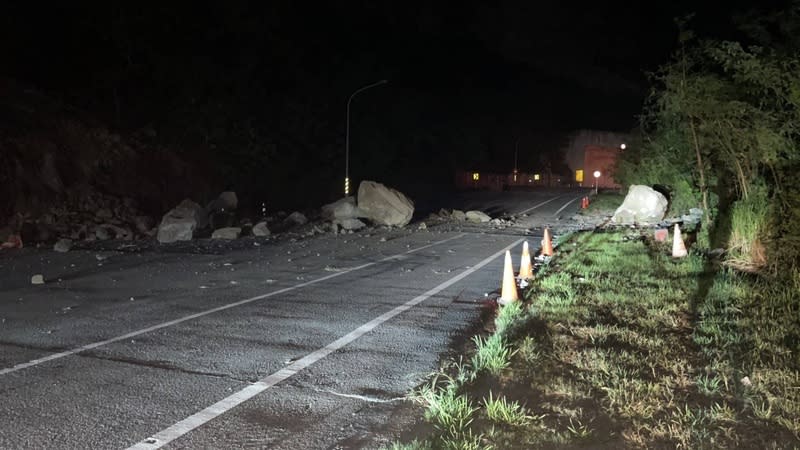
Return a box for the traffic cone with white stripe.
[518,241,533,280]
[541,228,554,257]
[499,250,519,305]
[672,224,688,258]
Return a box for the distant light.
[472,172,480,181]
[528,178,532,183]
[534,174,540,181]
[593,170,601,178]
[344,177,350,195]
[620,143,626,150]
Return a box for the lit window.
[575,169,584,182]
[472,172,480,181]
[534,174,540,181]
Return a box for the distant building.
[455,129,629,191]
[583,145,620,189]
[563,130,629,188]
[454,170,571,191]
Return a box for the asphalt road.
[0,189,586,449]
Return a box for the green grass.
[470,335,515,375]
[579,191,625,215]
[385,440,432,450]
[413,373,477,434]
[482,391,537,426]
[389,230,800,449]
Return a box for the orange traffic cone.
[672,224,687,258]
[541,228,554,257]
[518,241,533,280]
[581,197,589,209]
[499,250,519,305]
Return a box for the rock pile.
[4,184,156,248]
[3,180,424,249]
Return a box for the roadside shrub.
[725,181,770,271]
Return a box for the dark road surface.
[0,189,586,449]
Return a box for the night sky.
[2,1,785,206]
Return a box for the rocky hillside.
[0,78,219,245]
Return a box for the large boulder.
[451,210,467,221]
[337,218,367,231]
[466,210,491,223]
[285,211,308,226]
[612,185,669,225]
[157,199,205,243]
[357,181,414,227]
[53,238,73,253]
[321,196,365,221]
[211,227,241,240]
[252,221,271,237]
[322,197,369,232]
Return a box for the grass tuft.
[482,391,537,426]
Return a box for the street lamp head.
[620,143,626,150]
[593,170,601,178]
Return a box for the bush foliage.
[616,9,800,273]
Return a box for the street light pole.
[513,138,520,182]
[345,79,388,195]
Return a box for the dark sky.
[4,1,766,123]
[2,1,788,198]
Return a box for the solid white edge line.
[552,196,582,217]
[516,195,563,215]
[127,237,525,450]
[0,234,466,376]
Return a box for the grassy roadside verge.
[390,230,799,449]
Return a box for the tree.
[617,11,800,273]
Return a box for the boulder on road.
[321,196,365,221]
[357,180,414,227]
[157,199,204,243]
[252,221,271,237]
[53,238,73,253]
[95,226,111,241]
[336,218,366,231]
[451,210,467,221]
[612,185,668,226]
[285,211,308,226]
[466,210,491,223]
[211,227,241,240]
